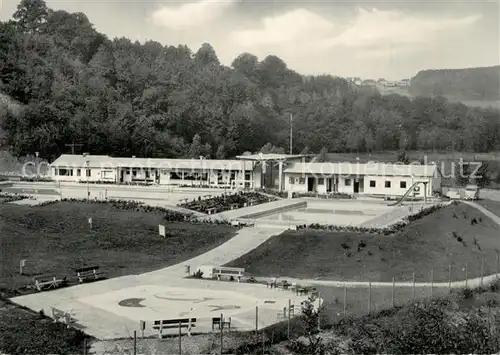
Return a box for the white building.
[50,154,259,188]
[284,162,442,198]
[49,153,309,189]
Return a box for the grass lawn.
[227,202,500,283]
[0,201,237,355]
[0,201,237,292]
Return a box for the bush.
[179,191,277,214]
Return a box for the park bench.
[33,275,65,292]
[213,266,244,282]
[51,307,76,328]
[212,316,231,330]
[207,207,217,215]
[75,266,103,283]
[153,318,197,339]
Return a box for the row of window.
[288,177,409,189]
[54,168,91,177]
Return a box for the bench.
[34,275,65,292]
[213,267,245,282]
[153,318,196,339]
[212,316,231,330]
[51,307,76,328]
[75,266,103,283]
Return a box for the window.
[385,181,391,188]
[369,180,376,187]
[345,179,351,186]
[86,169,91,177]
[289,177,294,184]
[318,178,325,185]
[77,169,81,177]
[299,178,306,184]
[400,181,407,189]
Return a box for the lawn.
[0,201,237,293]
[227,202,500,283]
[0,200,237,355]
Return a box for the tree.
[316,147,328,162]
[473,161,491,188]
[215,145,226,159]
[300,146,310,155]
[188,134,203,158]
[13,0,49,33]
[396,150,410,164]
[456,161,470,187]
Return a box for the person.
[272,277,277,289]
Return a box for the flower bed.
[20,176,53,182]
[0,192,32,203]
[179,191,277,214]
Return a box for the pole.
[343,284,347,317]
[430,269,434,297]
[412,273,416,302]
[465,262,468,288]
[83,338,87,355]
[391,277,395,308]
[133,330,137,355]
[287,299,291,339]
[255,306,258,338]
[220,313,223,355]
[317,291,321,331]
[480,257,484,287]
[368,283,372,314]
[497,252,499,280]
[289,113,293,155]
[179,321,182,355]
[448,265,452,291]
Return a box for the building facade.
[284,162,442,198]
[49,154,260,188]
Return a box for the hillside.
[409,66,500,104]
[1,0,500,161]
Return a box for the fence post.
[368,282,372,314]
[465,262,468,288]
[391,277,395,308]
[412,273,416,302]
[287,299,291,339]
[220,313,223,355]
[448,265,452,291]
[497,252,499,280]
[133,330,137,355]
[317,291,321,331]
[343,284,347,317]
[480,257,484,287]
[430,269,434,297]
[255,306,259,338]
[179,321,182,355]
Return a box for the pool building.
[48,154,441,198]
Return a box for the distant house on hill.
[377,78,387,85]
[361,79,377,87]
[399,78,410,86]
[346,77,362,86]
[384,81,397,87]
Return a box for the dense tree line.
[410,66,500,101]
[0,0,500,161]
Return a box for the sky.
[0,0,499,80]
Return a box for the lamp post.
[86,160,90,202]
[199,155,204,187]
[35,152,39,181]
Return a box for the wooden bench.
[153,318,197,339]
[212,316,231,330]
[213,267,245,282]
[51,307,76,328]
[75,266,103,283]
[34,275,65,292]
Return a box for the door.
[326,178,332,192]
[307,177,315,192]
[354,180,360,193]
